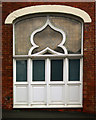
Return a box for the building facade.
[2,2,95,114]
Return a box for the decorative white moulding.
[5,5,92,24]
[28,16,67,55]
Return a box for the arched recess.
[5,5,91,24]
[6,5,92,108]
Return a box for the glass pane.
[69,59,80,81]
[33,60,45,81]
[51,60,63,81]
[50,15,82,54]
[33,26,62,54]
[15,16,47,55]
[16,60,27,82]
[68,49,81,54]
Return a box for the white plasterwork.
[28,16,67,55]
[32,47,64,56]
[5,5,92,24]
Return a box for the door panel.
[67,85,81,104]
[15,85,28,104]
[31,85,46,104]
[49,85,65,104]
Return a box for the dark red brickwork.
[2,2,95,113]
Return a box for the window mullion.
[13,59,16,107]
[28,58,32,106]
[64,58,69,106]
[46,58,50,106]
[80,58,83,105]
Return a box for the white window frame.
[13,14,83,108]
[13,58,83,108]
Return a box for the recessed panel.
[32,85,46,104]
[50,85,64,104]
[68,85,80,104]
[16,86,28,103]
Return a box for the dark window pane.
[51,60,63,81]
[16,60,27,82]
[33,60,45,81]
[69,59,80,81]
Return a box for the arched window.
[5,5,91,108]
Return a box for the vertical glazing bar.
[80,21,83,106]
[65,58,69,105]
[13,24,15,107]
[80,58,83,106]
[28,58,31,106]
[46,58,50,106]
[13,59,16,107]
[63,58,65,105]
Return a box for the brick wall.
[2,2,95,113]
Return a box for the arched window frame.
[5,5,91,108]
